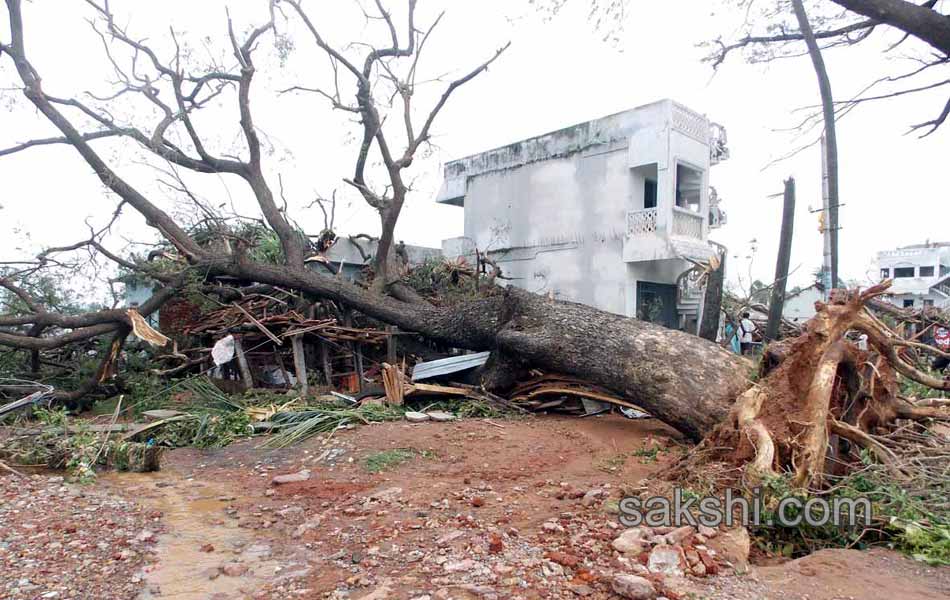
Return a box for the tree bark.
[489,289,752,440]
[830,0,950,55]
[792,0,840,289]
[765,178,796,342]
[699,245,726,342]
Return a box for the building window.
[923,299,934,307]
[941,265,949,277]
[644,180,657,209]
[675,163,703,213]
[903,299,915,308]
[880,267,889,279]
[919,266,935,277]
[893,267,915,278]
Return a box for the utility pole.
[820,134,833,299]
[792,0,839,291]
[766,178,796,342]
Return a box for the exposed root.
[732,385,776,483]
[680,281,950,493]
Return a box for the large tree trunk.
[488,289,753,441]
[214,259,751,440]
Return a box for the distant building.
[437,99,728,331]
[876,242,950,309]
[782,285,823,322]
[317,237,442,281]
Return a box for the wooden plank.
[386,326,397,364]
[382,363,405,406]
[405,382,472,397]
[320,340,333,386]
[233,336,254,391]
[291,335,309,397]
[232,302,283,346]
[273,348,291,386]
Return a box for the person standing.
[933,325,950,373]
[739,312,757,356]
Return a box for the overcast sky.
[1,0,947,299]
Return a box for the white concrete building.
[876,242,950,309]
[437,99,727,330]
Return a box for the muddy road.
[4,415,948,599]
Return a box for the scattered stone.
[136,530,156,543]
[697,548,719,576]
[664,525,694,545]
[542,521,564,533]
[437,530,465,546]
[544,551,580,568]
[697,524,718,538]
[405,411,430,423]
[369,487,404,502]
[292,516,322,539]
[219,562,249,577]
[613,527,650,554]
[471,496,486,507]
[426,410,456,422]
[199,543,215,553]
[711,526,750,570]
[580,489,603,507]
[611,574,656,599]
[277,506,304,519]
[647,544,685,577]
[569,584,594,596]
[443,559,477,573]
[488,533,503,554]
[271,470,311,485]
[541,560,564,577]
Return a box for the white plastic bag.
[211,335,236,366]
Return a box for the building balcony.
[623,207,713,263]
[626,207,659,236]
[671,207,703,239]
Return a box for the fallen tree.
[1,0,947,462]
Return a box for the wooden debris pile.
[184,293,389,345]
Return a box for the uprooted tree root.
[678,282,950,492]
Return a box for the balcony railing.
[627,207,658,236]
[672,208,703,239]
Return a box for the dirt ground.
[4,414,949,599]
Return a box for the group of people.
[723,312,759,356]
[722,312,949,378]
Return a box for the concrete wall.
[441,99,714,319]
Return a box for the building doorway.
[636,281,677,329]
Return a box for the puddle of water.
[101,472,280,600]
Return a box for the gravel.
[0,473,161,599]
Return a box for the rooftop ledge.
[436,99,712,206]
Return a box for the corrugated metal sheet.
[411,351,491,382]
